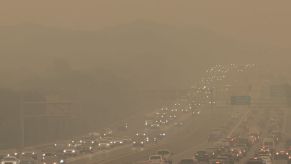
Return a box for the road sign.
[231,96,251,105]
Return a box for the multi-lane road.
[1,64,290,164]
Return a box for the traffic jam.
[1,64,289,164]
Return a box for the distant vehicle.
[274,150,289,160]
[157,150,173,164]
[20,152,37,160]
[148,155,167,164]
[19,158,35,164]
[1,156,20,164]
[145,120,154,127]
[258,155,272,164]
[112,138,125,146]
[78,145,94,153]
[174,122,183,127]
[98,141,111,150]
[194,151,209,162]
[246,157,264,164]
[132,139,145,147]
[63,148,79,157]
[103,128,113,137]
[150,123,161,129]
[178,159,198,164]
[41,155,65,164]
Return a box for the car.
[205,147,222,159]
[178,159,198,164]
[174,122,184,127]
[259,155,272,164]
[157,150,173,164]
[274,150,289,160]
[19,158,35,164]
[288,155,291,164]
[112,139,125,146]
[246,157,264,164]
[148,155,167,164]
[98,141,111,150]
[194,151,209,162]
[41,155,65,164]
[229,148,243,160]
[102,128,113,137]
[78,145,94,153]
[1,156,20,164]
[132,139,145,147]
[63,148,79,157]
[150,123,161,129]
[20,152,37,160]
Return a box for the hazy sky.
[1,0,291,48]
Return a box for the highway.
[1,64,290,164]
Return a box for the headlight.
[276,152,279,155]
[133,141,136,144]
[72,150,76,153]
[60,159,65,163]
[63,150,67,153]
[141,141,144,144]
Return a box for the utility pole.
[19,96,24,151]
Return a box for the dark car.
[274,150,289,160]
[78,145,94,154]
[21,152,38,160]
[20,158,36,164]
[194,151,209,162]
[246,157,264,164]
[179,159,198,164]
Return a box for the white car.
[1,156,20,164]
